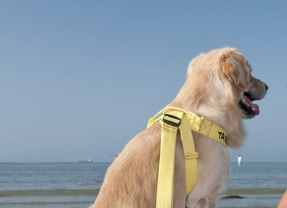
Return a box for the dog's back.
[94,123,161,208]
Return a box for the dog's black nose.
[265,84,269,90]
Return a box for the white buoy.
[238,155,242,166]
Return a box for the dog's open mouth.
[239,92,260,116]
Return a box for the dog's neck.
[169,76,246,148]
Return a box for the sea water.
[0,162,286,208]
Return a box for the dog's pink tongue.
[253,104,260,115]
[241,94,260,115]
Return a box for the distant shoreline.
[0,188,285,197]
[1,162,286,164]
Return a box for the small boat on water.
[78,159,92,163]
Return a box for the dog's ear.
[220,51,249,91]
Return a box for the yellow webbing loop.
[147,107,227,208]
[179,114,198,195]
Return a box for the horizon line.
[1,161,287,164]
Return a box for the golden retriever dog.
[93,48,268,208]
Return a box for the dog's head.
[187,48,268,119]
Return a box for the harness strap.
[148,107,227,148]
[179,114,198,195]
[147,107,227,208]
[156,112,179,208]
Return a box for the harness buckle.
[162,114,181,127]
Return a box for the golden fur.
[93,48,267,208]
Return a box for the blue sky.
[0,1,286,162]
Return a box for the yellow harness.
[147,107,227,208]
